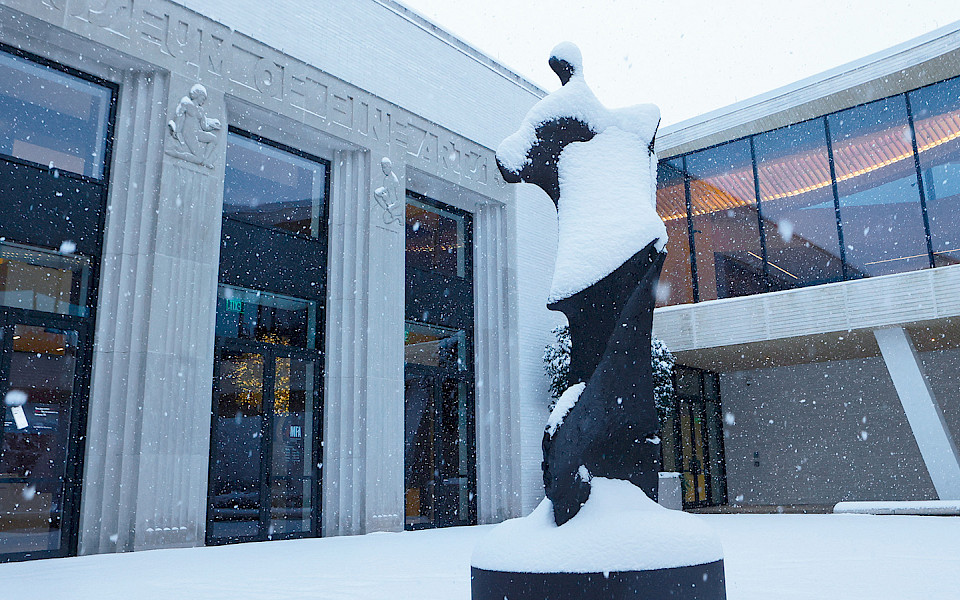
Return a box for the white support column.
[474,202,522,523]
[874,327,960,499]
[322,149,405,536]
[81,72,227,553]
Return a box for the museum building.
[0,0,557,562]
[1,0,960,565]
[652,22,960,508]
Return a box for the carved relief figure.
[166,83,222,168]
[373,157,403,224]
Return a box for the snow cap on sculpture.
[496,42,667,303]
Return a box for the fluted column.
[474,201,522,523]
[322,149,405,535]
[80,71,227,553]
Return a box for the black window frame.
[658,72,960,304]
[209,129,331,546]
[0,44,118,563]
[403,192,478,530]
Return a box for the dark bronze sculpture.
[473,43,726,600]
[497,48,664,527]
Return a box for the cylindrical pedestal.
[471,559,726,600]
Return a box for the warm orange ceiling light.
[656,108,960,222]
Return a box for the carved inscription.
[28,0,495,186]
[69,0,132,32]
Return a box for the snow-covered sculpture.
[499,41,667,526]
[472,43,726,600]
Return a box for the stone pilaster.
[80,72,227,553]
[474,201,523,523]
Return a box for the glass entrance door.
[207,342,319,543]
[404,366,472,529]
[668,367,727,509]
[404,321,474,529]
[1,314,87,560]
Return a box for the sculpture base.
[471,560,726,600]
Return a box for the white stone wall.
[0,0,560,552]
[175,0,544,152]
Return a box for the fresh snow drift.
[497,42,666,303]
[471,477,723,573]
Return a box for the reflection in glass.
[404,374,436,527]
[0,242,91,317]
[270,358,315,535]
[655,159,694,306]
[404,320,472,528]
[754,120,844,288]
[910,77,960,267]
[216,285,317,349]
[404,321,466,371]
[0,50,112,178]
[209,351,264,540]
[1,325,79,554]
[828,97,928,276]
[686,140,765,300]
[406,196,468,278]
[223,134,328,238]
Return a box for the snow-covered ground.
[2,514,958,599]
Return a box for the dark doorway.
[404,323,474,529]
[207,286,322,544]
[404,193,476,529]
[661,367,727,508]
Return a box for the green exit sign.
[225,298,243,313]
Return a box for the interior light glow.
[657,109,960,220]
[747,251,799,279]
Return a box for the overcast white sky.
[398,0,960,126]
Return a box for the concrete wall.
[720,356,938,505]
[919,348,960,450]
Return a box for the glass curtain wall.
[655,159,694,306]
[754,120,844,288]
[909,77,960,267]
[827,97,928,277]
[209,131,328,546]
[685,139,765,301]
[0,46,114,563]
[657,73,960,305]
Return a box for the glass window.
[269,357,316,535]
[0,50,111,178]
[686,140,765,301]
[223,133,328,238]
[1,325,79,554]
[755,119,844,289]
[656,159,694,306]
[404,321,467,371]
[406,195,469,278]
[0,242,91,317]
[209,349,264,540]
[828,97,929,277]
[910,77,960,267]
[216,285,317,349]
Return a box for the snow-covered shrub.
[543,325,571,404]
[543,325,675,414]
